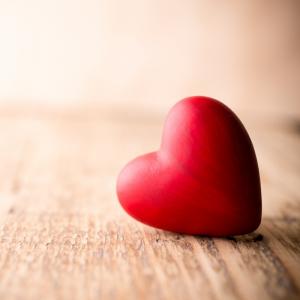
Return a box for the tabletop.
[0,103,299,300]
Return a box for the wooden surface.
[0,104,299,300]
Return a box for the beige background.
[1,0,299,116]
[0,2,300,299]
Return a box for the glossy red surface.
[117,96,262,236]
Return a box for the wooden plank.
[0,106,299,300]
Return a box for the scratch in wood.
[289,118,300,135]
[8,207,15,214]
[229,230,299,300]
[265,218,300,257]
[196,237,241,299]
[10,140,31,194]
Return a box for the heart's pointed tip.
[116,168,138,221]
[116,152,160,219]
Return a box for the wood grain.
[0,105,299,300]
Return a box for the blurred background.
[0,3,300,299]
[1,0,299,117]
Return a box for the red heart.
[117,96,261,236]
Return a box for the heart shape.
[117,96,261,236]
